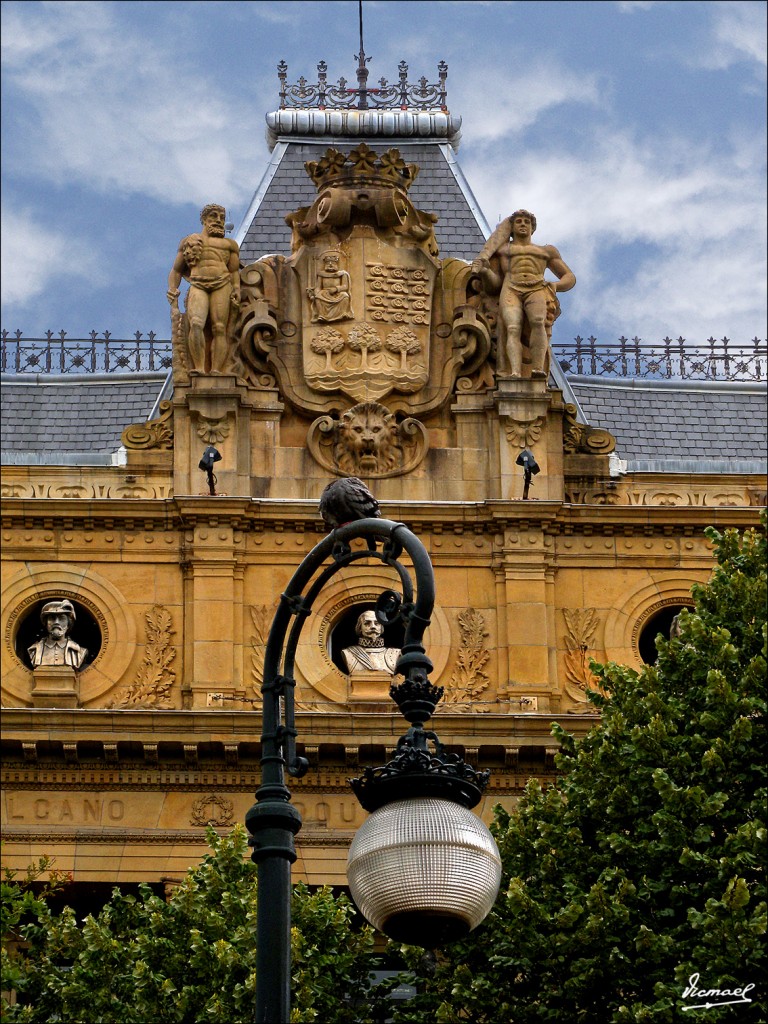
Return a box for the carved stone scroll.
[121,400,174,451]
[563,404,616,454]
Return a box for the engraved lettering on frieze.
[250,604,270,691]
[444,609,491,712]
[366,264,429,325]
[190,793,234,828]
[6,796,125,823]
[563,608,607,710]
[107,605,176,709]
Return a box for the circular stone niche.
[328,603,405,675]
[637,603,693,665]
[14,599,103,669]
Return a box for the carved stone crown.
[305,144,419,193]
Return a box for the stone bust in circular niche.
[27,599,88,670]
[341,610,400,674]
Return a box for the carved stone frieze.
[121,400,174,451]
[564,486,620,505]
[0,479,173,500]
[106,606,176,710]
[444,609,491,711]
[624,487,757,507]
[307,401,428,478]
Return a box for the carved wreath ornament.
[190,793,234,827]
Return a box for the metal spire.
[355,0,370,109]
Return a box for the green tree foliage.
[393,520,766,1023]
[2,825,389,1023]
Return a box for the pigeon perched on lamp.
[319,477,381,529]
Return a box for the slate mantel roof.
[1,372,168,464]
[571,376,767,472]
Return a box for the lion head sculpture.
[334,402,402,476]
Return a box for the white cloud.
[1,2,267,210]
[615,1,657,11]
[462,127,767,340]
[454,61,603,143]
[696,1,767,72]
[0,206,103,306]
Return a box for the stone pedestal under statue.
[31,666,79,709]
[348,670,393,703]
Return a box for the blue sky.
[1,0,766,345]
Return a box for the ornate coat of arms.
[235,144,492,475]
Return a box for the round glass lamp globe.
[347,796,502,947]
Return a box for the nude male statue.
[471,210,575,379]
[28,599,87,670]
[167,204,241,374]
[341,610,400,674]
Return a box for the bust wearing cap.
[28,600,88,670]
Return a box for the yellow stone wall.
[2,468,761,885]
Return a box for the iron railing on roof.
[1,331,172,375]
[2,331,765,382]
[553,336,766,382]
[277,58,449,111]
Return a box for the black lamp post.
[246,515,500,1023]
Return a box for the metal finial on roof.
[355,0,371,109]
[275,52,450,112]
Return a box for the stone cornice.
[1,496,762,536]
[0,826,353,846]
[0,708,592,769]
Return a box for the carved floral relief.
[444,609,491,711]
[106,605,176,710]
[562,607,607,710]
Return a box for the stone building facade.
[1,61,765,897]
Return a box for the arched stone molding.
[1,564,138,707]
[602,574,701,669]
[294,569,451,705]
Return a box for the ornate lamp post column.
[246,513,500,1023]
